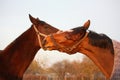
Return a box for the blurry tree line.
[24,56,105,79]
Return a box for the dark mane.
[88,31,114,54]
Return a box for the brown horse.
[43,20,114,79]
[0,15,59,80]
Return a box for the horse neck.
[0,26,39,78]
[110,40,120,79]
[78,37,114,78]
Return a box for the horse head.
[29,14,59,48]
[43,20,90,54]
[43,20,114,78]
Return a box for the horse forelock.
[56,30,63,34]
[66,30,73,32]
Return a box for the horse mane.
[70,26,114,54]
[88,31,114,54]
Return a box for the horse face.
[43,20,90,52]
[43,30,83,51]
[29,14,59,48]
[29,14,58,35]
[43,31,72,51]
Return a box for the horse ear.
[29,14,39,25]
[83,20,90,30]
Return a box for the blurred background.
[0,0,120,79]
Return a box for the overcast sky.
[0,0,120,65]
